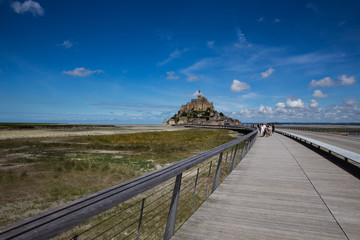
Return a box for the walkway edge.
[276,129,360,164]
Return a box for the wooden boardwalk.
[172,133,360,240]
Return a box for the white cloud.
[338,75,356,86]
[236,29,246,43]
[233,97,360,122]
[278,52,341,66]
[230,79,250,92]
[180,58,212,82]
[259,105,273,114]
[58,40,73,49]
[309,77,335,88]
[286,98,304,108]
[261,67,275,78]
[309,99,319,108]
[166,71,179,80]
[323,103,360,121]
[234,28,250,48]
[62,67,103,77]
[312,89,329,98]
[275,102,285,108]
[11,0,44,16]
[158,50,180,66]
[257,17,264,22]
[187,75,199,82]
[239,109,251,115]
[190,90,202,97]
[274,19,280,23]
[157,48,188,66]
[344,98,359,105]
[241,92,259,99]
[309,75,356,88]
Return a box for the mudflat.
[0,124,185,139]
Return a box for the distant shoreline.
[0,124,185,140]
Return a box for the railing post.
[244,140,248,155]
[246,138,251,153]
[230,144,239,172]
[223,151,229,178]
[205,161,213,198]
[240,140,245,161]
[212,152,223,193]
[136,198,146,240]
[191,168,200,213]
[250,135,254,148]
[164,173,182,240]
[228,149,233,172]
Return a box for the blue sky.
[1,0,359,123]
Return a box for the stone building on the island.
[179,93,214,113]
[163,89,241,126]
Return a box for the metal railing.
[276,126,360,137]
[276,129,360,164]
[0,128,257,240]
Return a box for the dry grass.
[0,128,236,228]
[55,144,243,240]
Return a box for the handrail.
[0,128,258,240]
[276,126,360,137]
[276,129,360,164]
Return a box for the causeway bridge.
[1,125,360,240]
[173,130,360,240]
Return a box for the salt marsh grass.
[0,128,236,227]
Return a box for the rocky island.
[164,90,241,126]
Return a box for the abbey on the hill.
[163,90,241,126]
[180,91,214,113]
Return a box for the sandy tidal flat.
[0,125,185,139]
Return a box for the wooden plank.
[277,129,360,163]
[173,133,360,239]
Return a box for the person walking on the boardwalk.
[268,124,273,136]
[260,124,266,137]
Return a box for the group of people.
[257,123,275,137]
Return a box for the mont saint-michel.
[164,90,241,126]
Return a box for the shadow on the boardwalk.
[288,136,360,180]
